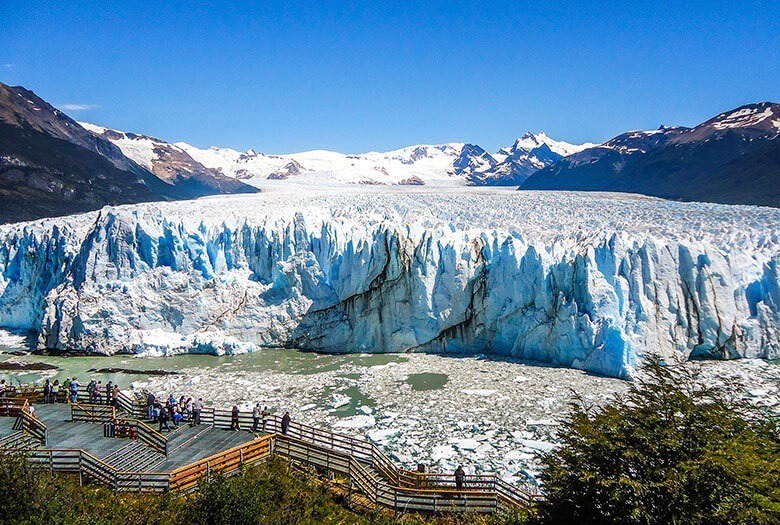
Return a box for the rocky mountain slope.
[522,103,780,207]
[0,82,257,224]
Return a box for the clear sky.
[2,1,778,153]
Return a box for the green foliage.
[0,454,526,525]
[536,360,780,525]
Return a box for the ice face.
[0,188,778,378]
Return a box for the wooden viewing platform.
[0,386,541,514]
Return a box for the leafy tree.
[536,359,780,525]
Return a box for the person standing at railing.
[146,392,156,420]
[230,405,241,431]
[252,402,261,432]
[191,398,203,426]
[43,379,52,404]
[184,397,193,422]
[455,465,466,491]
[112,384,119,407]
[105,381,113,405]
[52,379,60,403]
[0,379,5,399]
[261,406,269,432]
[281,411,291,435]
[69,377,80,404]
[94,381,103,404]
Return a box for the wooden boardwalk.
[0,386,541,514]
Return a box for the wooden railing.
[0,397,29,417]
[26,449,171,492]
[20,410,47,446]
[115,391,146,418]
[71,403,116,423]
[122,418,168,455]
[169,435,273,491]
[3,384,541,511]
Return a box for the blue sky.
[2,1,778,153]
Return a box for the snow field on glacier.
[0,187,778,379]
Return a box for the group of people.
[146,392,205,432]
[37,377,121,405]
[228,402,277,432]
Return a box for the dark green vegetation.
[2,360,777,524]
[536,360,780,525]
[0,455,528,525]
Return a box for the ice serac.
[0,191,778,378]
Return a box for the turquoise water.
[0,346,413,391]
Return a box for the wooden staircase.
[102,440,166,472]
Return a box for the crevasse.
[0,193,778,379]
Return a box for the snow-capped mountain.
[161,133,587,187]
[523,102,780,207]
[79,122,258,195]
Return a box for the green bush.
[0,454,525,524]
[536,360,780,525]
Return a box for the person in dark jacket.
[230,405,241,431]
[455,465,466,491]
[43,379,53,404]
[158,407,170,432]
[281,411,291,435]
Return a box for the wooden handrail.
[120,418,168,455]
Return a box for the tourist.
[261,406,269,432]
[112,384,119,407]
[146,392,156,420]
[43,379,53,404]
[158,406,171,432]
[87,379,96,401]
[168,393,176,407]
[62,377,71,403]
[152,400,162,422]
[52,379,60,403]
[94,381,103,404]
[184,397,193,421]
[0,378,5,398]
[281,411,291,435]
[105,381,113,405]
[172,405,183,427]
[454,465,466,491]
[69,377,80,403]
[230,405,240,431]
[252,402,261,432]
[191,397,203,426]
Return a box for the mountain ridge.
[521,102,780,207]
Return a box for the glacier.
[0,187,778,379]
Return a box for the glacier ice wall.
[0,191,778,378]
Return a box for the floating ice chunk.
[526,418,558,426]
[328,393,350,408]
[461,389,497,396]
[357,405,373,415]
[431,445,456,461]
[453,438,480,451]
[333,415,375,429]
[366,428,400,444]
[517,439,557,453]
[299,403,317,412]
